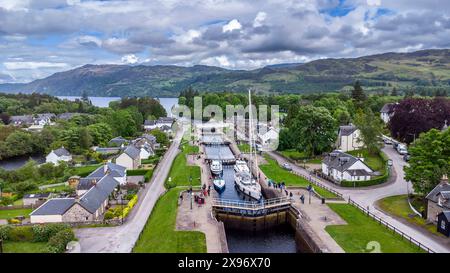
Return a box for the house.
[83,162,127,186]
[23,193,51,207]
[9,115,33,126]
[35,113,55,126]
[30,174,119,223]
[425,175,450,223]
[143,120,158,131]
[159,124,172,134]
[380,103,395,124]
[137,143,154,160]
[116,145,141,170]
[157,117,175,127]
[258,128,279,146]
[337,124,364,152]
[108,136,128,147]
[322,150,374,183]
[437,212,450,237]
[46,147,72,165]
[57,112,79,121]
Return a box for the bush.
[104,210,115,220]
[0,225,12,240]
[144,169,154,182]
[46,229,75,253]
[32,223,71,242]
[8,226,34,242]
[126,169,150,176]
[340,171,389,187]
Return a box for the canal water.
[209,143,298,253]
[0,155,45,170]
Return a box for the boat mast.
[248,88,253,174]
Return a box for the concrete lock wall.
[215,208,318,253]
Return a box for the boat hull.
[234,179,262,200]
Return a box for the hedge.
[127,169,150,176]
[46,229,76,253]
[340,169,389,187]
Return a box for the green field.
[326,203,425,253]
[280,149,322,164]
[348,149,385,172]
[133,188,206,253]
[260,155,337,198]
[0,208,33,219]
[3,242,48,253]
[377,195,442,237]
[70,164,102,177]
[166,144,201,188]
[238,143,250,153]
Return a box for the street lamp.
[189,175,193,210]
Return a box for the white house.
[116,145,141,170]
[337,125,364,152]
[144,117,175,131]
[46,147,72,165]
[322,150,374,183]
[143,120,158,131]
[380,103,395,124]
[137,143,154,160]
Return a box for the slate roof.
[157,117,175,123]
[53,147,71,157]
[160,125,172,131]
[23,193,50,199]
[30,198,75,216]
[440,211,450,221]
[323,150,373,173]
[123,145,140,159]
[10,115,33,124]
[78,174,119,214]
[77,178,97,191]
[57,112,78,120]
[142,134,157,143]
[144,120,156,126]
[380,103,394,113]
[36,113,56,119]
[339,125,358,136]
[108,136,128,146]
[87,162,126,179]
[426,182,450,209]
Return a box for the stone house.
[116,145,141,170]
[426,175,450,223]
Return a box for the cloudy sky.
[0,0,449,83]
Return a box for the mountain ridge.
[0,49,449,97]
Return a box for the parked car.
[383,138,393,145]
[397,144,408,155]
[403,154,411,162]
[282,163,292,171]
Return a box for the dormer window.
[438,196,443,206]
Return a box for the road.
[268,146,450,253]
[75,128,184,253]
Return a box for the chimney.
[91,179,97,186]
[442,174,449,184]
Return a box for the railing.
[291,170,343,199]
[348,198,434,253]
[212,197,291,210]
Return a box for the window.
[440,220,446,230]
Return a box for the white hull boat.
[234,171,262,200]
[210,160,223,175]
[234,160,250,173]
[213,178,226,192]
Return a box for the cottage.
[46,147,72,165]
[136,143,154,160]
[35,113,55,126]
[337,125,364,152]
[30,174,119,223]
[116,145,141,170]
[23,193,51,207]
[322,150,374,183]
[143,120,158,131]
[258,128,279,147]
[108,136,128,147]
[157,117,175,128]
[425,175,450,223]
[380,103,395,124]
[437,212,450,237]
[9,115,34,126]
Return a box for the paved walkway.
[268,147,450,253]
[74,127,185,253]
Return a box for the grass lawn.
[166,144,201,187]
[377,195,443,237]
[13,199,23,206]
[326,203,425,253]
[3,241,48,253]
[238,143,250,153]
[70,164,102,177]
[260,155,337,199]
[280,149,322,164]
[43,184,72,193]
[133,188,206,253]
[0,208,33,219]
[182,143,199,154]
[348,149,385,172]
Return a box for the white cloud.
[222,19,242,33]
[367,0,381,7]
[3,61,69,70]
[253,12,267,28]
[0,0,30,11]
[121,54,139,64]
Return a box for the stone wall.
[62,203,94,222]
[427,201,443,223]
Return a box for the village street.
[74,128,185,253]
[268,146,450,253]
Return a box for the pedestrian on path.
[300,194,305,204]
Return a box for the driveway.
[75,128,184,253]
[268,146,450,253]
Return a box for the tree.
[351,81,366,104]
[150,129,169,147]
[79,128,93,150]
[353,109,384,155]
[288,105,337,156]
[405,129,450,195]
[389,98,450,144]
[391,87,398,96]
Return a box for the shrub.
[46,229,75,253]
[126,169,150,176]
[32,223,71,242]
[8,219,21,224]
[0,225,12,240]
[104,210,115,220]
[8,226,34,242]
[144,169,154,182]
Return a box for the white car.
[397,144,408,155]
[282,163,292,171]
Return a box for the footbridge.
[212,197,301,217]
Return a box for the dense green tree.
[351,81,366,104]
[150,129,169,147]
[288,105,337,156]
[405,129,450,195]
[79,128,93,150]
[87,123,113,146]
[353,109,384,155]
